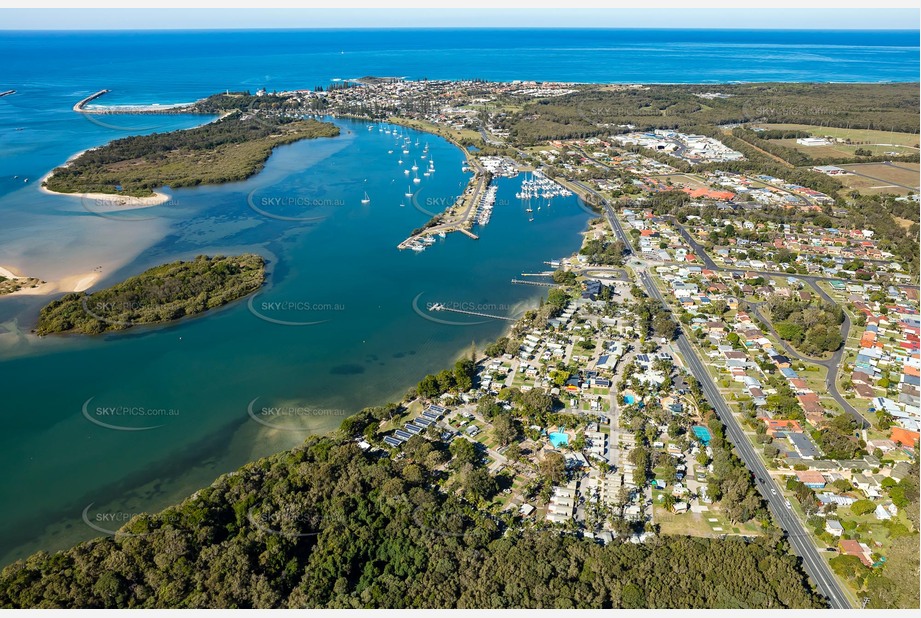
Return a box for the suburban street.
[567,181,855,609]
[481,124,871,610]
[638,270,853,610]
[669,217,868,428]
[745,294,867,428]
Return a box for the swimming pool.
[549,432,569,448]
[623,395,635,405]
[692,425,712,445]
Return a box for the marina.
[516,169,573,200]
[473,184,498,226]
[0,108,591,563]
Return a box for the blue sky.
[1,8,918,30]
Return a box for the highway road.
[564,175,853,607]
[638,269,852,609]
[567,179,634,251]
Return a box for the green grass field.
[835,162,921,195]
[758,123,920,148]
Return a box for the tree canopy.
[0,437,824,609]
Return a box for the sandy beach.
[40,185,172,208]
[38,171,171,208]
[0,266,21,279]
[0,264,99,295]
[37,147,172,209]
[1,152,175,304]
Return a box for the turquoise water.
[0,26,916,565]
[623,395,636,405]
[693,425,712,445]
[549,432,569,448]
[0,117,592,563]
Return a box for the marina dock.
[511,279,554,287]
[396,179,486,251]
[389,117,491,253]
[397,225,479,251]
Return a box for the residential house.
[838,539,873,567]
[825,520,844,536]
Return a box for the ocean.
[0,27,917,564]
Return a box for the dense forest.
[44,115,339,197]
[36,254,265,335]
[503,83,920,145]
[0,436,824,609]
[191,92,302,115]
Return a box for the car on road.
[785,500,792,508]
[770,488,776,495]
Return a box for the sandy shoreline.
[38,149,171,209]
[39,184,172,208]
[38,172,171,208]
[0,266,21,279]
[0,264,99,295]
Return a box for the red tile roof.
[891,427,920,447]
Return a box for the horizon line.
[2,25,919,32]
